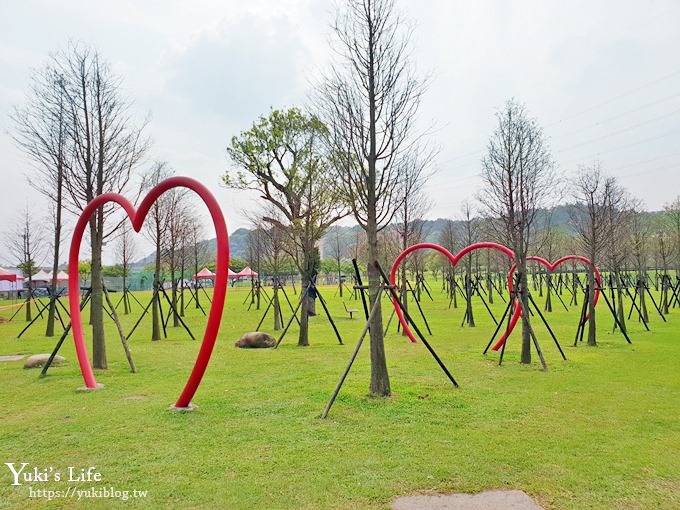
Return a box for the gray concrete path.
[393,490,545,510]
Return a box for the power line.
[560,126,680,167]
[545,69,680,128]
[557,109,680,153]
[550,92,680,139]
[617,161,679,179]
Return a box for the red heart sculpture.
[389,242,518,345]
[68,177,229,409]
[491,255,601,351]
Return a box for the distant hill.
[132,227,251,267]
[133,205,662,266]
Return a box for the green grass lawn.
[0,283,678,509]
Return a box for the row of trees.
[223,0,670,393]
[10,0,674,400]
[8,44,217,367]
[11,44,148,368]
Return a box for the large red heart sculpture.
[68,176,229,409]
[491,254,601,351]
[389,242,518,345]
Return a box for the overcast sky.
[1,0,679,266]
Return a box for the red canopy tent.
[236,266,258,278]
[0,268,23,282]
[228,268,238,277]
[192,268,216,280]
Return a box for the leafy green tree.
[102,264,125,277]
[78,260,92,283]
[225,108,348,346]
[228,258,246,273]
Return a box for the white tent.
[31,269,52,282]
[30,269,69,283]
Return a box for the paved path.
[393,490,545,510]
[0,355,26,362]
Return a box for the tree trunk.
[298,282,312,347]
[518,264,532,364]
[152,244,161,341]
[273,285,282,331]
[46,200,62,337]
[586,266,597,346]
[194,252,201,310]
[465,270,475,327]
[46,164,64,336]
[24,287,32,322]
[297,245,315,347]
[572,273,578,306]
[172,278,179,327]
[400,261,408,336]
[638,277,649,323]
[122,274,130,315]
[662,274,669,314]
[180,258,186,318]
[367,221,390,396]
[615,272,627,335]
[90,211,107,369]
[487,274,494,305]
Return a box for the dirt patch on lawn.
[392,490,545,510]
[0,355,26,362]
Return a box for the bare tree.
[246,224,266,311]
[114,223,136,314]
[570,164,631,344]
[186,216,209,311]
[328,226,349,297]
[395,150,433,315]
[349,227,368,267]
[478,99,557,364]
[252,208,291,331]
[628,203,652,323]
[45,43,149,368]
[651,215,674,313]
[476,216,506,304]
[663,196,680,273]
[438,219,459,308]
[142,162,173,341]
[5,207,46,321]
[317,0,426,395]
[225,108,348,346]
[162,186,192,327]
[458,200,478,327]
[11,62,70,336]
[534,221,572,312]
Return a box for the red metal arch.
[492,255,601,350]
[389,242,516,344]
[68,176,229,409]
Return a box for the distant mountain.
[132,227,251,267]
[133,205,662,266]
